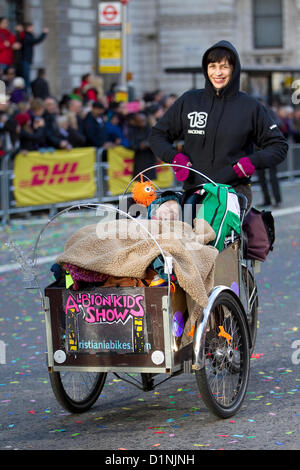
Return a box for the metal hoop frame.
[121,163,218,198]
[32,203,172,298]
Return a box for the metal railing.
[0,147,116,225]
[1,143,300,225]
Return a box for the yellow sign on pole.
[99,30,122,74]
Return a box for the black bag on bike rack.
[242,207,275,261]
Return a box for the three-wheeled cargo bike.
[31,166,259,418]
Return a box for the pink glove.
[233,157,255,178]
[172,153,192,182]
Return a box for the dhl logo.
[18,162,91,188]
[112,157,134,179]
[112,158,170,179]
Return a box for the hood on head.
[202,40,241,97]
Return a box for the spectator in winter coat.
[80,74,104,104]
[13,24,25,76]
[255,98,284,209]
[127,112,157,180]
[31,68,50,99]
[56,115,86,148]
[160,93,178,112]
[145,103,164,128]
[10,77,27,104]
[29,97,45,119]
[149,40,288,208]
[0,101,10,154]
[41,97,69,149]
[67,99,85,135]
[21,22,49,93]
[83,101,113,148]
[105,112,129,147]
[3,65,16,95]
[0,17,21,70]
[17,111,47,151]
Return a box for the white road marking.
[271,205,300,217]
[0,255,57,274]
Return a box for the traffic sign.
[99,2,121,26]
[99,30,122,74]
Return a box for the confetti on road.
[0,213,299,450]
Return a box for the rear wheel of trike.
[49,371,107,413]
[195,292,250,418]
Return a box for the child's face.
[155,200,179,221]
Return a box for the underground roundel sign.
[99,2,122,26]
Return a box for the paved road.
[0,182,299,452]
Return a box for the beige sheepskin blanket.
[56,218,219,324]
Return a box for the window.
[4,0,24,30]
[253,0,283,48]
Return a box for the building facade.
[127,0,300,102]
[1,0,300,103]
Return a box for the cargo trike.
[29,166,259,418]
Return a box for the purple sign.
[231,281,239,296]
[172,311,184,337]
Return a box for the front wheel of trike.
[195,292,250,418]
[49,371,107,413]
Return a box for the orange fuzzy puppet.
[132,178,157,207]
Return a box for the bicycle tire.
[49,370,107,413]
[195,291,250,418]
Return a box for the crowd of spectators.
[0,56,178,181]
[1,72,300,155]
[1,13,299,179]
[2,63,300,189]
[0,16,180,171]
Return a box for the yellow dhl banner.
[13,147,96,207]
[107,146,174,196]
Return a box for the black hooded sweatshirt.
[148,40,288,189]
